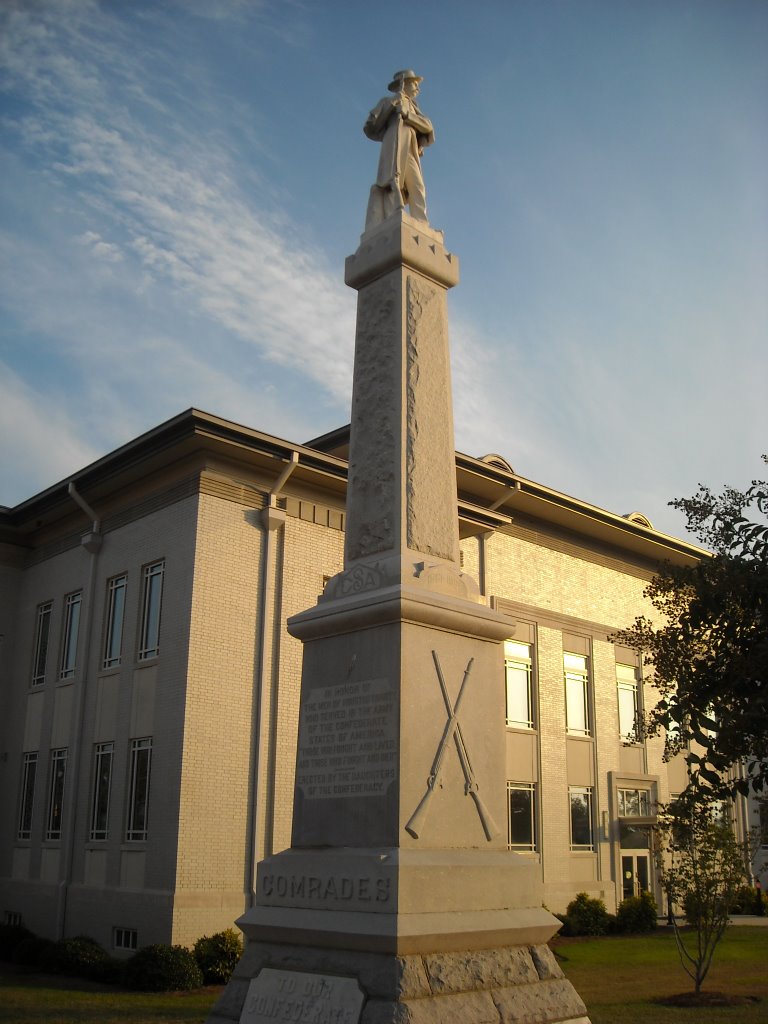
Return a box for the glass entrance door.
[621,853,650,899]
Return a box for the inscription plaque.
[295,678,396,800]
[240,969,364,1024]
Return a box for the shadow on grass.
[0,963,220,1024]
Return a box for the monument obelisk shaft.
[208,71,589,1024]
[246,70,559,953]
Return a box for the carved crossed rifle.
[405,651,500,841]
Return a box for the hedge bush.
[11,935,59,971]
[52,935,113,979]
[564,892,612,936]
[0,923,34,960]
[123,943,203,991]
[616,891,658,933]
[193,928,242,984]
[731,886,766,916]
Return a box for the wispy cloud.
[0,0,355,501]
[0,361,98,500]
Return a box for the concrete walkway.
[659,915,768,927]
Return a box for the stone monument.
[209,72,590,1024]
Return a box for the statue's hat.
[388,69,422,91]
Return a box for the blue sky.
[1,0,766,539]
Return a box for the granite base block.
[207,941,589,1024]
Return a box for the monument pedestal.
[207,213,590,1022]
[210,938,588,1024]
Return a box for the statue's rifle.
[405,654,474,839]
[390,86,406,211]
[450,708,501,842]
[436,654,500,841]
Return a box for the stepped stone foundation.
[208,940,588,1024]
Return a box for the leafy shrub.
[0,923,34,960]
[683,890,702,926]
[123,943,203,991]
[53,935,112,979]
[616,891,658,933]
[553,912,572,936]
[193,928,242,984]
[564,892,611,936]
[731,886,765,916]
[11,935,59,970]
[90,954,125,985]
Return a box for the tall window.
[138,562,164,660]
[59,592,82,680]
[89,742,114,841]
[17,752,38,840]
[710,799,731,827]
[505,640,534,729]
[569,786,594,851]
[103,575,127,669]
[46,748,68,841]
[617,663,640,743]
[126,738,152,841]
[564,653,590,736]
[507,782,537,851]
[32,602,52,686]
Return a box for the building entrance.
[619,823,652,900]
[621,852,650,899]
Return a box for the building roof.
[1,408,705,567]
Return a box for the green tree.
[654,795,748,994]
[614,459,768,798]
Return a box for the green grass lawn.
[556,925,768,1024]
[0,970,220,1024]
[1,926,766,1024]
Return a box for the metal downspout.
[735,762,754,883]
[245,453,298,907]
[478,532,491,598]
[56,483,102,938]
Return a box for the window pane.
[565,673,589,735]
[618,683,638,741]
[620,823,651,850]
[618,788,650,817]
[126,738,152,841]
[617,664,639,742]
[507,783,536,851]
[139,563,164,660]
[504,640,531,660]
[60,593,82,679]
[47,748,68,841]
[90,742,114,841]
[103,576,127,669]
[32,603,52,686]
[505,642,533,729]
[570,787,593,850]
[621,789,638,816]
[114,927,138,951]
[18,752,38,839]
[564,652,587,672]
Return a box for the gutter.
[56,483,103,939]
[245,453,299,906]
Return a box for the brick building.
[0,409,761,952]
